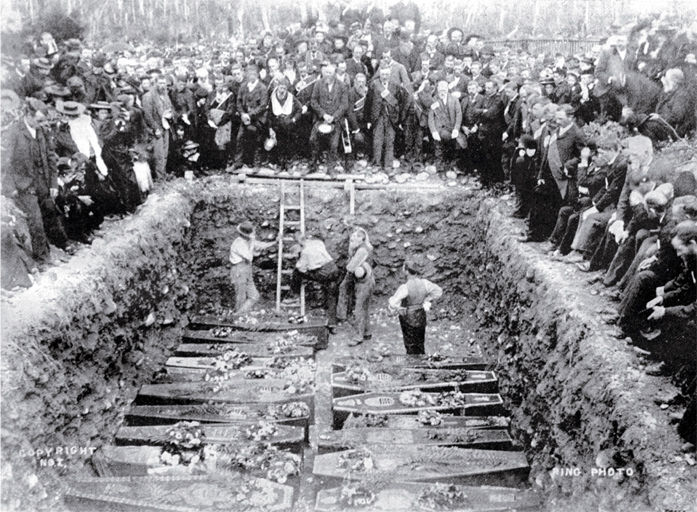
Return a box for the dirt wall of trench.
[472,199,696,512]
[0,189,198,511]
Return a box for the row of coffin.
[64,317,540,511]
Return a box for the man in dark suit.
[473,80,506,186]
[309,63,348,174]
[347,72,369,159]
[459,80,485,174]
[638,68,696,142]
[594,34,634,121]
[523,104,586,242]
[428,80,465,166]
[365,66,403,171]
[346,44,369,84]
[141,71,174,181]
[233,65,268,169]
[1,99,68,267]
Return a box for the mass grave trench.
[1,177,693,511]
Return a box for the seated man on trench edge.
[388,260,443,355]
[285,230,341,333]
[229,220,277,315]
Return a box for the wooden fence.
[486,39,602,56]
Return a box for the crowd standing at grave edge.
[1,5,696,440]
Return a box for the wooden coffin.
[115,423,304,452]
[331,370,498,398]
[350,415,511,431]
[332,392,505,429]
[153,364,313,384]
[91,445,302,485]
[315,482,540,512]
[186,317,328,349]
[313,445,529,488]
[332,354,491,373]
[175,343,313,358]
[316,427,513,453]
[125,402,313,429]
[64,474,294,512]
[166,356,269,372]
[135,380,314,409]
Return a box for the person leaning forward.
[287,231,341,332]
[388,260,443,355]
[229,221,277,315]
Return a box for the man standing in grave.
[388,260,443,355]
[229,221,277,315]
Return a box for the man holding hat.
[229,221,277,315]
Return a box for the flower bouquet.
[215,443,301,484]
[399,389,437,407]
[418,410,443,426]
[338,447,375,472]
[245,421,278,442]
[416,483,469,510]
[159,421,205,467]
[266,401,310,420]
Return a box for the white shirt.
[229,236,274,265]
[296,239,333,273]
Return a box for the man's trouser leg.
[354,276,374,338]
[15,191,50,263]
[231,262,259,313]
[372,116,385,167]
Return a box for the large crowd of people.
[1,6,696,405]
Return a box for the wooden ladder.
[276,180,306,316]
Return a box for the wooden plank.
[175,343,313,358]
[315,482,540,511]
[332,354,491,373]
[64,474,294,512]
[125,403,313,429]
[115,423,304,452]
[331,370,498,397]
[313,445,529,488]
[332,392,505,429]
[316,427,514,453]
[135,380,314,410]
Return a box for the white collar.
[24,118,36,139]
